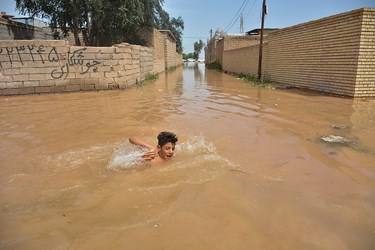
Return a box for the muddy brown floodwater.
[0,63,374,249]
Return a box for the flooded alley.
[0,63,374,249]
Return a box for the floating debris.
[321,135,351,144]
[331,124,349,130]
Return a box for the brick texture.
[216,8,374,97]
[0,29,182,95]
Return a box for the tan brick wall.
[263,9,365,96]
[355,9,375,97]
[216,39,224,65]
[223,44,259,74]
[152,29,166,73]
[205,39,217,64]
[221,8,375,97]
[139,28,168,74]
[159,31,182,70]
[153,29,165,61]
[164,34,177,69]
[223,35,261,50]
[217,35,261,65]
[175,52,182,67]
[0,28,181,95]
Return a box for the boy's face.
[158,142,176,161]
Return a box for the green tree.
[88,0,145,46]
[193,40,205,60]
[16,0,87,45]
[157,9,184,53]
[16,0,184,48]
[183,53,194,60]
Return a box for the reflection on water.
[0,63,374,249]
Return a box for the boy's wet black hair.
[157,131,178,147]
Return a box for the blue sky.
[163,0,375,54]
[2,0,375,55]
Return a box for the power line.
[224,0,249,32]
[183,36,209,39]
[244,0,259,20]
[240,13,244,33]
[224,0,250,32]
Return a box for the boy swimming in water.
[129,131,178,163]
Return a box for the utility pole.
[258,0,266,80]
[209,29,213,63]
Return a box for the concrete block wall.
[140,45,154,79]
[0,28,182,95]
[221,8,375,97]
[0,40,154,95]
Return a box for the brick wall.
[160,30,182,70]
[223,44,259,74]
[163,32,176,69]
[263,8,366,96]
[205,38,217,64]
[152,29,166,73]
[221,8,375,97]
[222,35,261,50]
[0,29,181,95]
[355,9,375,97]
[217,35,261,65]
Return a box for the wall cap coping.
[269,8,374,36]
[159,30,177,42]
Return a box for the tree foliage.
[157,9,184,53]
[16,0,184,49]
[183,53,194,60]
[193,40,205,60]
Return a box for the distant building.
[11,17,49,27]
[205,28,278,64]
[0,12,54,40]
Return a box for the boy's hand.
[142,148,156,161]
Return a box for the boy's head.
[157,132,178,161]
[157,131,178,147]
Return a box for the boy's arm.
[129,136,154,149]
[129,136,156,161]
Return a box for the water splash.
[177,135,217,154]
[107,135,222,171]
[107,142,148,170]
[124,136,240,191]
[44,144,112,172]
